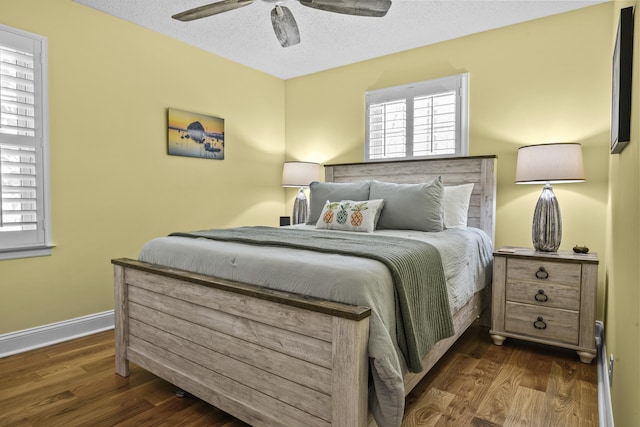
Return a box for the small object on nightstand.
[573,244,589,254]
[279,216,291,227]
[490,247,598,364]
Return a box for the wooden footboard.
[113,258,371,427]
[114,258,490,427]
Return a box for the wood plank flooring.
[0,322,597,426]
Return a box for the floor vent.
[596,320,614,427]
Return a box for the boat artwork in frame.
[167,108,225,159]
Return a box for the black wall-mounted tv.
[611,6,634,154]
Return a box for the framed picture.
[611,6,634,154]
[167,108,225,159]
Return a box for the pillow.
[316,199,385,233]
[443,183,475,229]
[307,181,371,224]
[369,178,444,232]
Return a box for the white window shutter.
[368,99,407,159]
[365,73,468,161]
[413,91,457,157]
[0,24,50,258]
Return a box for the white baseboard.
[596,320,614,427]
[0,310,114,358]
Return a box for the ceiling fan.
[172,0,392,48]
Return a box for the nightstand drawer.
[505,302,579,345]
[506,281,580,311]
[507,258,581,286]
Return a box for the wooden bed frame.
[113,155,496,427]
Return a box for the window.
[0,24,51,260]
[365,73,469,161]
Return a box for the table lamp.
[515,143,585,252]
[281,161,321,224]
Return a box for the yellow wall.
[606,1,640,425]
[0,0,286,333]
[286,3,612,317]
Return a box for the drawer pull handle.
[535,267,549,280]
[533,316,547,330]
[534,289,549,302]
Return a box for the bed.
[112,155,497,427]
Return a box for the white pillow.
[316,199,385,233]
[443,184,474,228]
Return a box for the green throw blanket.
[170,226,454,372]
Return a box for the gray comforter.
[170,226,454,373]
[139,226,493,427]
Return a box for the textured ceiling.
[73,0,607,80]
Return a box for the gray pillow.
[307,181,371,224]
[369,178,444,231]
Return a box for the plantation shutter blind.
[0,26,47,252]
[368,99,407,159]
[413,91,457,157]
[365,73,468,161]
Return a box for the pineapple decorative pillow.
[316,199,385,233]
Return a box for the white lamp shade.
[281,161,321,187]
[515,143,585,184]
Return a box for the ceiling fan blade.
[298,0,391,17]
[172,0,254,22]
[271,5,301,48]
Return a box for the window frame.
[365,73,469,162]
[0,24,52,261]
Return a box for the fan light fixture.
[172,0,392,48]
[515,143,585,252]
[282,161,320,224]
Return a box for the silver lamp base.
[532,183,562,252]
[292,187,309,225]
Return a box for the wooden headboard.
[323,156,497,244]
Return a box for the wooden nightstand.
[490,247,598,363]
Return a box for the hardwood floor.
[0,322,597,426]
